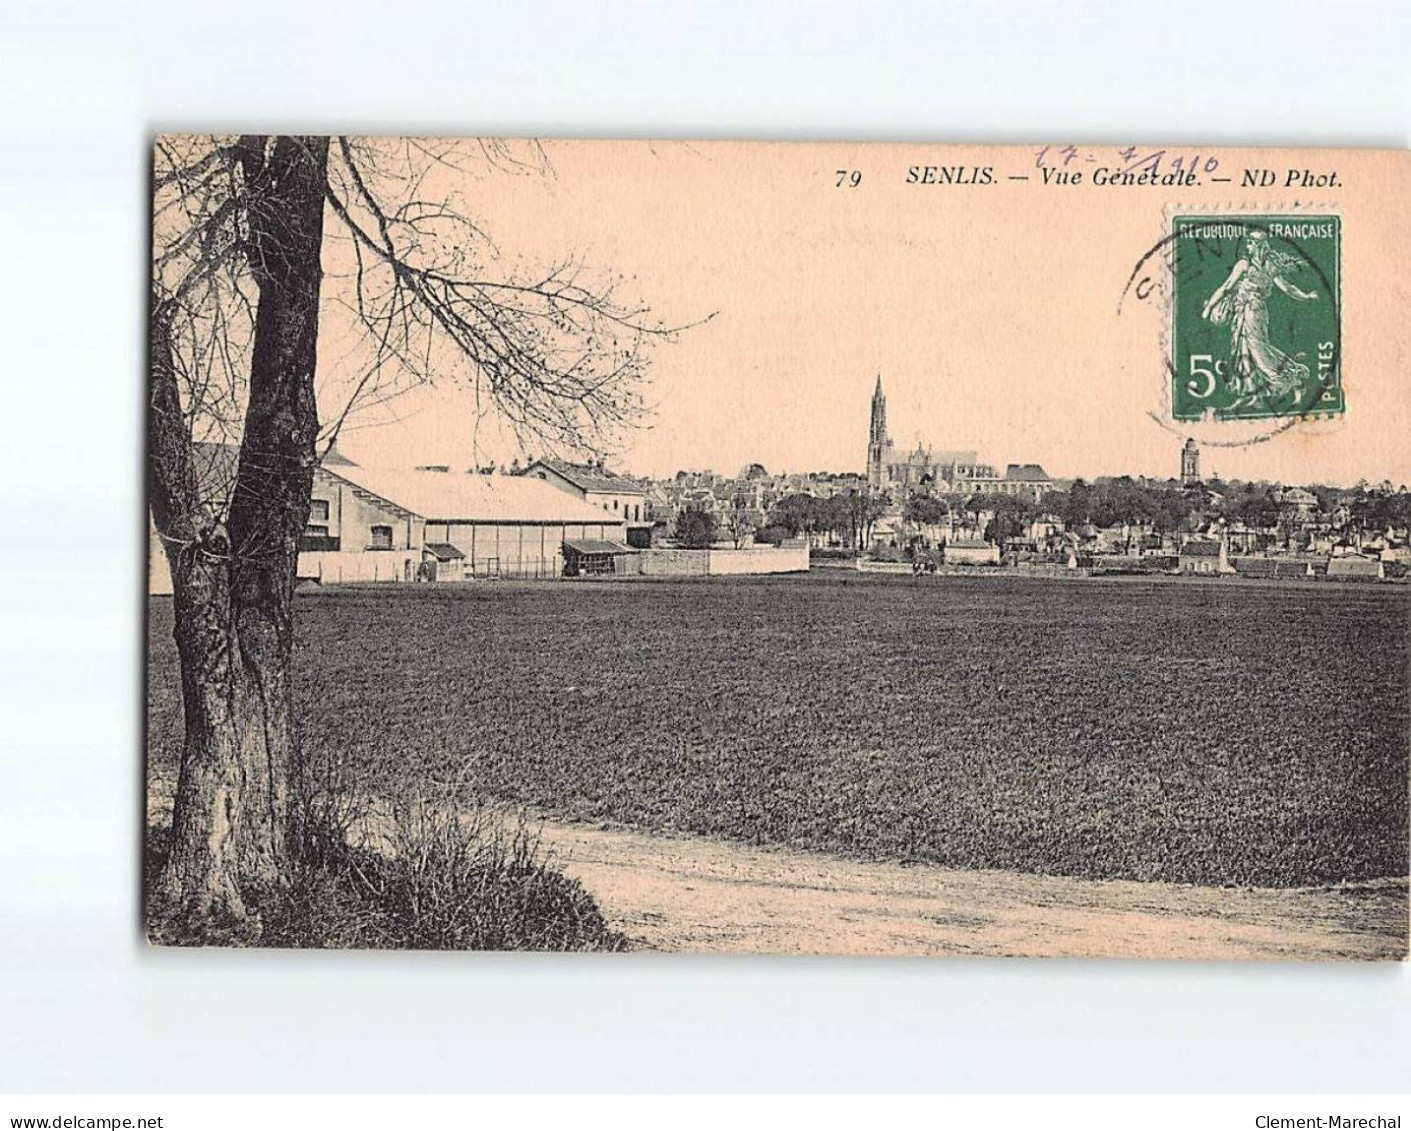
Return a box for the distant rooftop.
[1005,463,1051,482]
[422,542,465,561]
[563,539,633,556]
[527,458,648,496]
[320,464,620,525]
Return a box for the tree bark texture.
[149,136,330,936]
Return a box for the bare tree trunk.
[149,136,329,937]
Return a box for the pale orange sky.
[319,141,1411,487]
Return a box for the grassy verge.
[145,772,627,952]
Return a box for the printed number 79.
[835,169,862,188]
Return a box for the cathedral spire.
[867,374,888,490]
[869,375,887,444]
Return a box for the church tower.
[1181,437,1200,486]
[867,375,889,490]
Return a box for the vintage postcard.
[145,138,1410,958]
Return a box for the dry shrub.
[358,798,623,951]
[145,754,626,952]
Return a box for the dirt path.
[535,821,1409,960]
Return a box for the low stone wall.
[298,549,420,584]
[707,544,809,575]
[632,543,809,577]
[1012,561,1081,578]
[637,548,710,577]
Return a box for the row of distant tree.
[1335,484,1411,532]
[1047,478,1411,534]
[666,478,1411,551]
[756,491,888,548]
[732,477,1411,550]
[670,490,890,548]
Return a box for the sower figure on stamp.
[1201,230,1319,405]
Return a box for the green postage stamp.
[1169,214,1341,422]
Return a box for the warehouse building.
[149,448,631,593]
[301,462,629,583]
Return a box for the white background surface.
[0,0,1408,1094]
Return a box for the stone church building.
[865,376,1052,503]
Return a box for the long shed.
[302,463,629,582]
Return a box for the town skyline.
[319,141,1410,491]
[328,373,1409,493]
